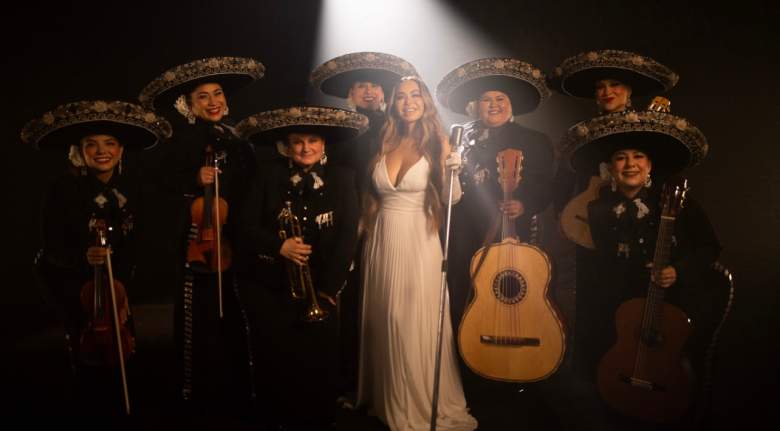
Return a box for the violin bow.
[213,153,224,319]
[102,234,131,415]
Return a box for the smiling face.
[288,133,326,170]
[609,148,652,196]
[81,134,124,181]
[349,81,385,111]
[478,90,513,128]
[595,79,632,113]
[189,82,228,122]
[394,79,424,124]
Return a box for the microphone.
[450,124,465,154]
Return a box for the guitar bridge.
[618,374,666,392]
[480,335,540,347]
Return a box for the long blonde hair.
[362,76,446,233]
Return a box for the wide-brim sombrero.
[310,52,418,99]
[561,109,707,175]
[236,106,369,155]
[436,57,551,115]
[21,100,172,151]
[138,56,265,112]
[550,50,678,98]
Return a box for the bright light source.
[313,0,505,122]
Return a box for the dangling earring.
[346,98,357,112]
[644,173,652,188]
[610,176,617,192]
[379,101,387,112]
[320,153,328,165]
[223,106,229,116]
[118,158,123,175]
[626,98,633,109]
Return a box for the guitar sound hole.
[492,270,527,305]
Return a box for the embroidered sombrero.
[138,56,265,112]
[21,100,172,151]
[551,50,678,98]
[310,52,418,98]
[561,98,707,174]
[236,106,369,155]
[436,57,551,115]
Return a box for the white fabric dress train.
[358,155,478,431]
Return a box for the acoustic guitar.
[458,148,566,382]
[597,177,692,423]
[560,175,606,249]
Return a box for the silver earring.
[320,153,328,165]
[223,106,229,116]
[118,158,123,175]
[610,176,617,192]
[644,174,652,188]
[626,98,633,109]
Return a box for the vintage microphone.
[430,123,467,431]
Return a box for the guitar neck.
[644,216,676,326]
[501,189,516,240]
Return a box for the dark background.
[3,0,778,425]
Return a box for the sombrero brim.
[563,110,707,174]
[551,50,678,98]
[249,124,363,148]
[21,100,172,151]
[35,121,161,151]
[236,106,369,150]
[320,69,404,99]
[150,74,256,114]
[446,75,543,115]
[558,67,666,99]
[571,131,692,175]
[138,56,265,112]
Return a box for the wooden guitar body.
[458,238,565,382]
[597,298,692,423]
[560,175,605,249]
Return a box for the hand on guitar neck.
[647,262,677,288]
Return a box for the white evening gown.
[358,155,478,431]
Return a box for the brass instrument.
[277,201,328,322]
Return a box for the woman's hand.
[280,237,312,266]
[500,199,525,220]
[648,263,677,288]
[444,151,463,173]
[197,166,221,186]
[86,246,109,266]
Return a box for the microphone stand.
[430,124,468,431]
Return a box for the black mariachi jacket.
[39,171,137,303]
[455,120,554,249]
[333,106,385,199]
[236,159,360,298]
[587,186,721,303]
[159,119,256,241]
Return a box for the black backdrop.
[3,0,778,424]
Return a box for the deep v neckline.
[383,154,424,189]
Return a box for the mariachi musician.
[138,56,263,414]
[24,100,171,414]
[562,100,721,427]
[436,57,556,330]
[235,106,366,429]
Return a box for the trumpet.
[277,201,328,323]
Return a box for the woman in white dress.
[358,76,478,431]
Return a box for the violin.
[79,218,133,414]
[186,145,230,317]
[186,146,232,272]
